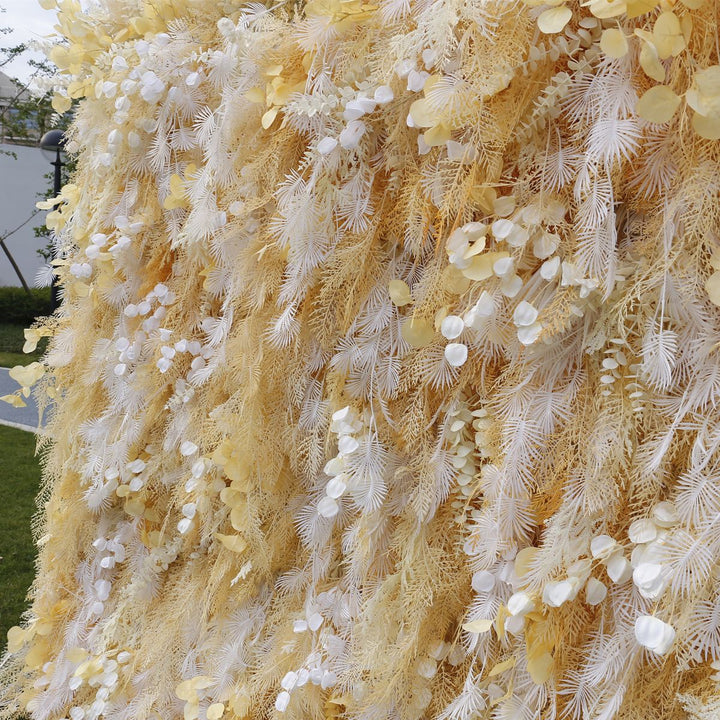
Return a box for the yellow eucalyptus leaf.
[401,317,435,348]
[424,123,452,147]
[49,45,70,70]
[423,73,443,95]
[408,98,436,128]
[169,173,185,195]
[462,618,494,634]
[636,85,680,123]
[215,533,247,553]
[226,456,251,485]
[164,174,188,209]
[463,254,495,282]
[692,111,720,140]
[514,546,539,577]
[146,530,163,547]
[537,5,572,33]
[67,44,86,68]
[9,362,45,389]
[72,661,89,679]
[638,39,666,82]
[66,647,88,663]
[142,2,160,20]
[441,265,472,295]
[526,622,553,652]
[680,14,692,44]
[76,657,103,679]
[177,678,212,703]
[686,66,720,118]
[388,279,412,306]
[39,0,57,8]
[211,440,232,467]
[72,281,91,298]
[705,271,720,304]
[163,196,184,211]
[229,475,251,494]
[625,0,656,17]
[144,506,160,523]
[463,251,509,281]
[472,185,497,214]
[61,183,79,203]
[131,15,153,34]
[527,651,554,684]
[493,603,509,639]
[67,80,89,99]
[7,626,27,653]
[184,702,200,720]
[25,640,49,669]
[461,237,487,260]
[175,681,196,702]
[230,505,245,531]
[124,498,146,517]
[493,195,516,217]
[600,28,628,58]
[190,676,214,690]
[200,263,216,290]
[207,703,225,720]
[1,393,26,408]
[52,93,72,114]
[587,0,627,19]
[244,87,265,103]
[653,12,684,59]
[36,197,57,211]
[261,106,279,129]
[488,656,516,677]
[268,81,292,106]
[679,0,704,7]
[34,619,53,636]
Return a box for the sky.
[1,0,58,85]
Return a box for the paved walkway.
[0,366,42,433]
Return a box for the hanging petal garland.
[3,0,720,718]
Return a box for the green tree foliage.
[0,6,61,146]
[0,5,73,286]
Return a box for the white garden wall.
[0,142,51,288]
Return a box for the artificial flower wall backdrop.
[2,0,720,718]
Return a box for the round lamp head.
[40,129,67,163]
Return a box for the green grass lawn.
[0,425,41,654]
[0,323,46,367]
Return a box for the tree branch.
[0,208,41,294]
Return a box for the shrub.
[0,286,52,325]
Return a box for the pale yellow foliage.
[1,0,720,719]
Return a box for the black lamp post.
[39,129,67,311]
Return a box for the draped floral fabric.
[2,0,720,718]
